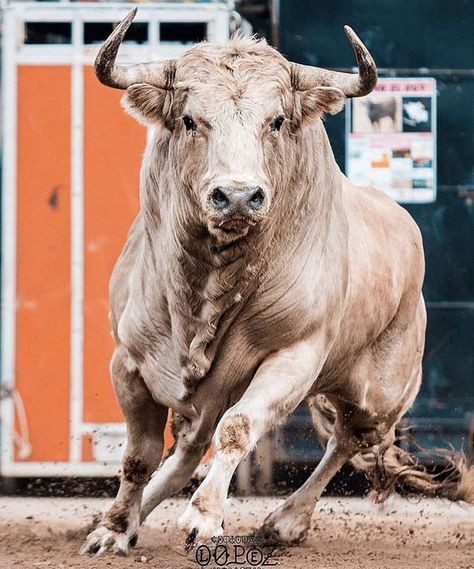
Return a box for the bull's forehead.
[174,38,292,121]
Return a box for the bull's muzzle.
[210,186,265,219]
[205,183,269,242]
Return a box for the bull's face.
[95,10,377,244]
[173,67,283,241]
[123,44,346,243]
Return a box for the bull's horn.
[95,8,176,90]
[292,26,377,97]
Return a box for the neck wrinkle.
[175,225,270,396]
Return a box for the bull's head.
[95,9,377,244]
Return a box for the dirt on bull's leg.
[218,413,251,454]
[123,455,151,489]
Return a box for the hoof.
[79,525,132,557]
[177,502,224,547]
[258,506,312,545]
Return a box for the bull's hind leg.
[260,303,426,543]
[80,347,168,556]
[260,401,395,543]
[177,337,329,544]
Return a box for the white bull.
[81,9,473,557]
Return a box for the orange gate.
[1,2,231,477]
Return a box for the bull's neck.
[269,122,343,258]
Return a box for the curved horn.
[95,8,176,90]
[292,26,377,97]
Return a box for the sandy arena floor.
[0,496,472,569]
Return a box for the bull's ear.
[121,83,172,127]
[299,86,346,121]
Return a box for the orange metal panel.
[83,67,144,423]
[15,66,71,462]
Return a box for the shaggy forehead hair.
[175,37,292,110]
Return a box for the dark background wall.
[279,0,474,452]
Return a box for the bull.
[81,9,473,556]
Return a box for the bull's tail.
[353,443,474,504]
[307,395,474,503]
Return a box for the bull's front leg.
[177,336,327,545]
[80,347,168,556]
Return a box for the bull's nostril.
[211,188,229,210]
[249,189,265,210]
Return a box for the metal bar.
[0,6,19,476]
[425,302,474,309]
[436,185,474,193]
[1,461,124,478]
[69,13,85,464]
[270,0,279,48]
[334,67,474,77]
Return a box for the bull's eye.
[271,115,285,132]
[182,115,196,132]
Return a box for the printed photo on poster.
[402,97,432,132]
[353,96,402,133]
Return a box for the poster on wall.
[346,78,437,203]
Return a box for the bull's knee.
[123,454,152,489]
[217,412,252,456]
[336,406,391,451]
[341,421,392,451]
[351,426,386,449]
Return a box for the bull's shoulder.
[110,216,143,287]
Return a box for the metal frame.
[1,1,233,477]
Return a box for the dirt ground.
[0,496,472,569]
